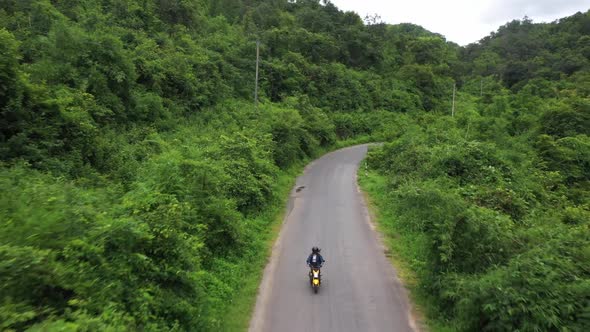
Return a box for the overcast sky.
[329,0,590,45]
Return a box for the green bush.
[365,108,590,331]
[454,225,590,332]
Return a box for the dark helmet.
[312,246,320,253]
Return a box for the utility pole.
[451,82,456,117]
[480,78,483,97]
[254,40,260,109]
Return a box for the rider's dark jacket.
[306,253,325,268]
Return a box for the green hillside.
[363,10,590,332]
[0,0,588,331]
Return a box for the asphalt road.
[249,145,416,332]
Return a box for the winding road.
[249,145,416,332]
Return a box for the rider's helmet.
[312,246,320,253]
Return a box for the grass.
[334,135,373,148]
[358,167,456,332]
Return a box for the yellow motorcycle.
[309,266,322,293]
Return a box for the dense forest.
[362,11,590,332]
[0,0,588,331]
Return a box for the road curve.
[249,145,416,332]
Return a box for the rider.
[306,246,325,270]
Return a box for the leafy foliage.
[1,0,589,331]
[364,13,590,328]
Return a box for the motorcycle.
[308,265,323,293]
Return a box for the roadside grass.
[358,168,456,332]
[334,135,373,148]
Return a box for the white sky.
[328,0,590,45]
